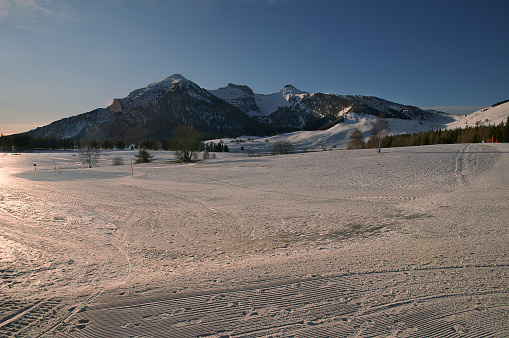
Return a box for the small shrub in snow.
[112,156,125,166]
[271,140,294,155]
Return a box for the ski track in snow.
[0,144,507,337]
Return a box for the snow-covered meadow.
[0,143,508,337]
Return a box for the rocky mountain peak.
[226,83,254,96]
[280,84,307,96]
[149,74,191,88]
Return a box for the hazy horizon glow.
[1,0,508,135]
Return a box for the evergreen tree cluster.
[0,135,74,151]
[205,141,229,153]
[0,135,129,152]
[134,148,154,163]
[379,116,509,149]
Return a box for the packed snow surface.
[0,144,508,336]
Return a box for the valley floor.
[0,144,508,337]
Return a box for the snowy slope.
[222,99,508,153]
[2,143,508,336]
[254,85,309,116]
[218,110,460,153]
[445,100,509,129]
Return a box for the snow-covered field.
[0,144,508,337]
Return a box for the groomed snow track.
[64,264,508,337]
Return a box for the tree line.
[1,126,229,153]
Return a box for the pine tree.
[134,147,154,163]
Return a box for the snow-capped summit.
[280,84,307,96]
[122,74,196,110]
[209,83,261,117]
[148,74,191,88]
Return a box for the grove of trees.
[171,125,202,162]
[347,127,366,149]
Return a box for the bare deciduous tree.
[368,115,390,153]
[80,148,100,168]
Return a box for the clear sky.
[1,0,508,135]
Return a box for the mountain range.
[24,74,507,142]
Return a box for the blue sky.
[1,0,508,135]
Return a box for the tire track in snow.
[0,179,135,337]
[454,144,470,186]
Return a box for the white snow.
[445,100,509,130]
[254,85,309,116]
[0,143,508,336]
